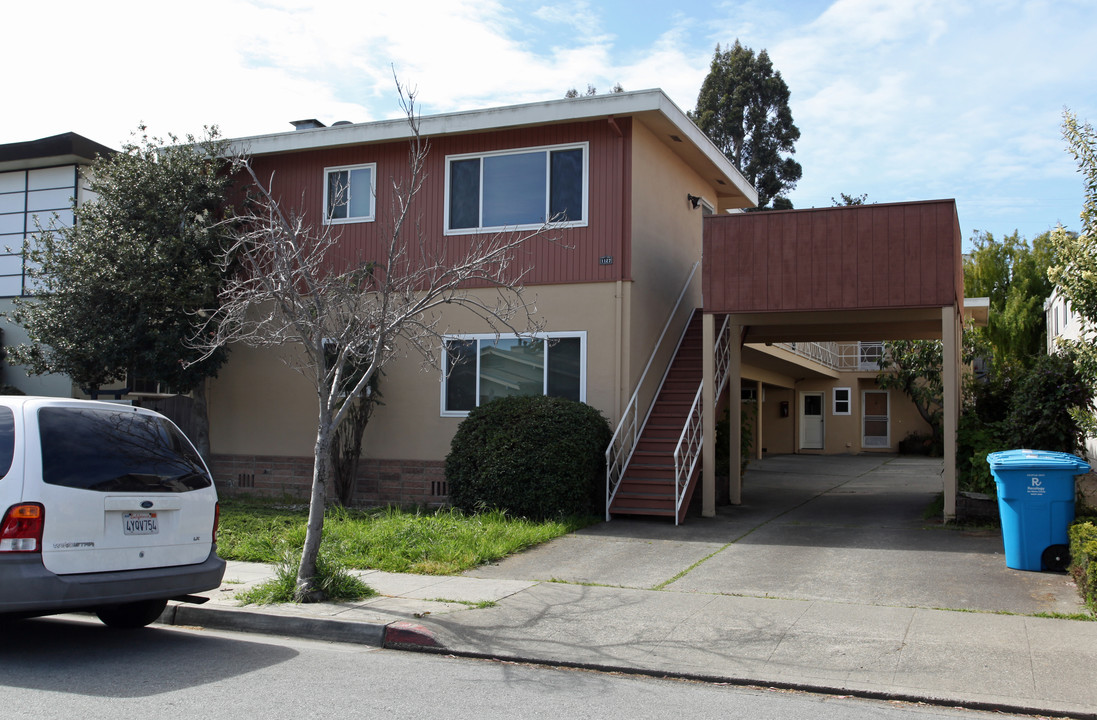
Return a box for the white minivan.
[0,397,225,627]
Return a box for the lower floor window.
[442,332,585,415]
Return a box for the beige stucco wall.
[754,385,796,455]
[783,374,932,454]
[624,121,716,417]
[208,282,621,460]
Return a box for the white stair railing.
[605,262,699,520]
[672,315,731,524]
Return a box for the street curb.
[162,603,387,647]
[387,644,1097,720]
[157,604,1096,720]
[383,621,441,650]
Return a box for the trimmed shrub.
[446,395,611,520]
[1068,520,1097,614]
[715,405,754,479]
[956,413,1006,496]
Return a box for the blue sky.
[6,0,1096,247]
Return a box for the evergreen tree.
[690,41,802,210]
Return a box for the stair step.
[609,506,676,517]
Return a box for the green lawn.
[217,498,595,576]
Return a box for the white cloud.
[4,0,1096,243]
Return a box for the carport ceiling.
[730,307,945,344]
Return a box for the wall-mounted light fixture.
[687,193,702,209]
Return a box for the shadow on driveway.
[466,454,1084,615]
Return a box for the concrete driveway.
[466,455,1084,615]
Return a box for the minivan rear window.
[38,407,211,492]
[0,407,14,479]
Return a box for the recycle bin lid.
[987,448,1091,472]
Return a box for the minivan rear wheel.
[95,599,169,629]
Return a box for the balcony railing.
[771,341,886,372]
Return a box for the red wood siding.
[245,118,632,286]
[702,200,962,313]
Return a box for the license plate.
[123,512,158,535]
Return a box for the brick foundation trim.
[210,454,449,507]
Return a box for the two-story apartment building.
[208,89,958,520]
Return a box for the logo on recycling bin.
[1031,478,1042,487]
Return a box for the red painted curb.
[384,621,440,648]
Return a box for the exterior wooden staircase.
[608,313,704,523]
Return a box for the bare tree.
[191,87,553,601]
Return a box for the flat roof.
[0,132,115,172]
[224,89,758,210]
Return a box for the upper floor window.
[445,143,588,234]
[0,165,78,297]
[324,163,375,224]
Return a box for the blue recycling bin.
[986,449,1090,572]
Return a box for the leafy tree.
[190,86,555,601]
[832,193,867,206]
[690,41,802,210]
[876,340,945,445]
[565,83,623,98]
[9,127,234,457]
[1050,110,1097,386]
[964,230,1054,367]
[876,333,983,449]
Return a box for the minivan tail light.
[1,503,44,553]
[212,502,220,545]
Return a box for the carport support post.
[729,325,742,505]
[755,380,763,460]
[942,305,959,521]
[702,313,716,517]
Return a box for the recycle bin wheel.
[1041,544,1071,572]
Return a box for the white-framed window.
[444,143,588,234]
[323,163,376,224]
[441,332,586,416]
[833,387,851,415]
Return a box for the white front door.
[800,392,824,450]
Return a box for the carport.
[700,200,965,519]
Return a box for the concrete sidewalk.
[165,559,1097,718]
[161,455,1097,718]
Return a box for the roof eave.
[226,89,757,208]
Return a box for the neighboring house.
[1046,288,1097,475]
[209,89,964,520]
[1045,287,1089,355]
[0,132,114,396]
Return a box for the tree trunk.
[296,417,333,602]
[191,379,212,463]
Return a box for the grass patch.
[426,598,498,609]
[217,498,595,576]
[236,545,377,605]
[1032,611,1097,621]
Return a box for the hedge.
[1069,519,1097,614]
